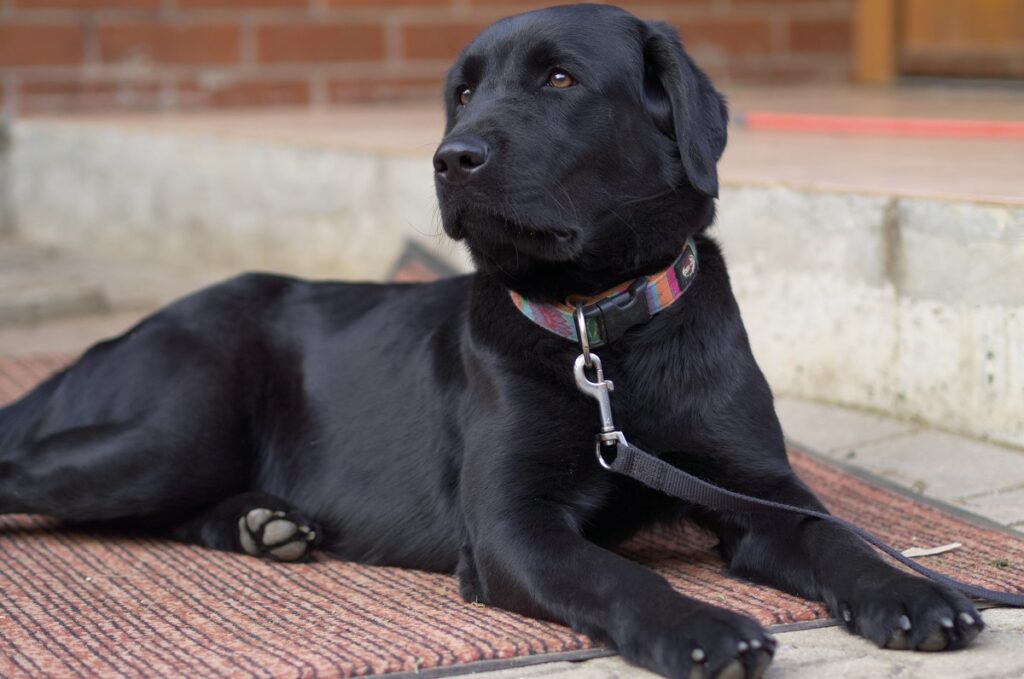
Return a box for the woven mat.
[2,355,1023,678]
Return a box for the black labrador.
[0,4,983,678]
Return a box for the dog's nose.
[433,137,489,184]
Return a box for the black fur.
[0,5,982,678]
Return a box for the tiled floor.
[776,397,1024,530]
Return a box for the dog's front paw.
[832,574,983,652]
[620,604,775,679]
[237,508,319,562]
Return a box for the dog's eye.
[547,70,576,89]
[457,87,472,106]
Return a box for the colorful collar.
[509,237,699,348]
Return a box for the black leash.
[570,305,1024,607]
[603,438,1024,607]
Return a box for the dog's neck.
[508,237,698,349]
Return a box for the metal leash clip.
[574,304,627,469]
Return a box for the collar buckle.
[585,277,652,347]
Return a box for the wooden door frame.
[854,0,897,84]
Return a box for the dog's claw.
[690,648,706,663]
[898,614,912,632]
[961,621,982,645]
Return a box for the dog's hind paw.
[238,508,318,562]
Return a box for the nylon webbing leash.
[570,306,1024,608]
[607,440,1024,607]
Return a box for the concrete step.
[3,85,1023,447]
[0,237,229,330]
[0,281,108,326]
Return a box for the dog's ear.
[642,21,728,197]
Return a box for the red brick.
[787,19,851,53]
[674,19,773,55]
[178,78,310,107]
[256,23,383,63]
[729,56,850,84]
[730,0,824,4]
[467,0,710,5]
[12,0,159,8]
[401,23,486,60]
[327,0,450,6]
[175,0,307,8]
[0,25,83,67]
[328,74,441,102]
[18,79,163,112]
[99,23,240,65]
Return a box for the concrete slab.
[775,397,919,455]
[766,609,1024,679]
[839,429,1024,501]
[468,610,1024,679]
[955,487,1024,529]
[716,186,1024,449]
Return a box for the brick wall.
[0,0,851,114]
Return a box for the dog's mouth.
[444,206,583,263]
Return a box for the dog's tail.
[0,369,64,456]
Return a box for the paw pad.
[238,508,318,562]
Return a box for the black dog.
[0,4,982,678]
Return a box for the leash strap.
[606,440,1024,607]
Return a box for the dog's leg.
[705,473,984,653]
[0,420,242,521]
[464,510,775,679]
[170,492,319,562]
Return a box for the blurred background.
[0,0,1021,111]
[0,1,1022,468]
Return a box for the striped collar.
[509,237,699,348]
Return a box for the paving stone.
[956,487,1024,527]
[766,609,1024,679]
[775,397,917,455]
[468,610,1024,679]
[840,429,1024,501]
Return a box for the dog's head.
[433,3,727,300]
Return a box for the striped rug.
[1,354,1023,678]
